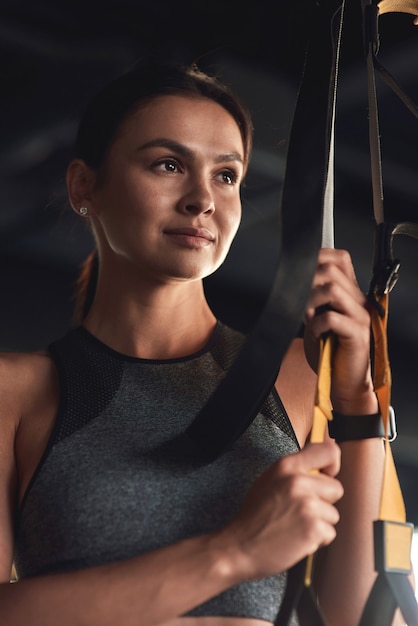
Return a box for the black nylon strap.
[275,557,327,626]
[359,573,418,626]
[358,575,398,626]
[386,573,418,626]
[186,0,340,460]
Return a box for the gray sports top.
[14,322,300,623]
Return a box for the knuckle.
[299,495,318,521]
[286,473,308,499]
[275,452,297,477]
[324,524,338,546]
[300,516,322,548]
[337,248,351,266]
[303,516,338,551]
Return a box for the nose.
[178,177,215,217]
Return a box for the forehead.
[116,94,245,156]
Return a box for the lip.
[163,227,215,249]
[164,227,215,241]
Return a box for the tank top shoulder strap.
[48,327,124,446]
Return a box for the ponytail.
[73,250,98,325]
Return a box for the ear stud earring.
[79,206,88,216]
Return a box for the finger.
[306,307,371,343]
[281,471,344,512]
[318,248,357,283]
[280,441,341,478]
[307,279,366,315]
[305,286,367,340]
[309,248,365,307]
[301,441,341,477]
[316,519,339,550]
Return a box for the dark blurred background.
[1,0,418,520]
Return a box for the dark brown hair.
[75,59,253,171]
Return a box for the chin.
[164,259,221,283]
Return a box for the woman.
[0,60,390,625]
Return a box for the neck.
[82,270,217,360]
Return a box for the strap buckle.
[387,405,397,442]
[369,222,401,300]
[370,258,401,298]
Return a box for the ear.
[66,159,98,216]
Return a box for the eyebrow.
[137,138,244,166]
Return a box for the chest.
[14,329,298,579]
[14,392,297,576]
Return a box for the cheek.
[223,201,242,240]
[215,203,241,263]
[95,174,161,223]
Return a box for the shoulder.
[0,349,55,389]
[0,350,56,427]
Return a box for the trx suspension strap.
[357,1,418,624]
[277,1,418,624]
[274,2,345,621]
[186,0,340,460]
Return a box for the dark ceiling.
[1,0,418,519]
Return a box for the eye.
[154,158,182,174]
[218,169,239,186]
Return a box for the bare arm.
[1,531,247,626]
[302,248,406,626]
[315,438,386,625]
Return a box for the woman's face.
[89,94,245,285]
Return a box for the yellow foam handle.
[305,335,334,585]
